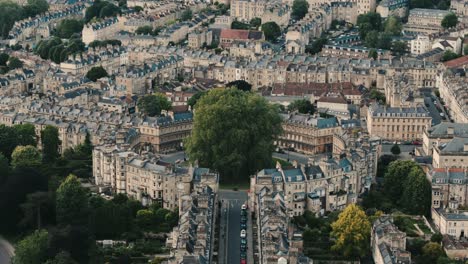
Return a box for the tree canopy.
[11,145,41,168]
[261,22,281,41]
[305,37,327,55]
[391,144,401,155]
[287,99,315,114]
[55,19,83,39]
[383,16,402,35]
[85,0,121,22]
[441,13,458,29]
[8,57,24,69]
[441,50,461,62]
[400,166,431,215]
[181,9,193,21]
[250,17,261,29]
[56,174,89,226]
[226,80,252,91]
[137,93,172,116]
[86,66,108,81]
[185,88,282,182]
[34,37,85,63]
[384,160,418,203]
[187,91,207,108]
[292,0,309,20]
[13,229,49,264]
[331,204,371,258]
[41,125,60,163]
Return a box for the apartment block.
[371,216,411,264]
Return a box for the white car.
[241,204,247,210]
[240,229,246,238]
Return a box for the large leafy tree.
[441,13,458,29]
[383,160,417,203]
[15,124,37,146]
[357,12,382,39]
[41,125,60,163]
[85,66,108,82]
[8,57,23,69]
[331,204,371,258]
[55,19,83,39]
[287,99,315,114]
[185,88,282,182]
[292,0,309,20]
[181,9,192,21]
[13,229,49,264]
[0,153,9,184]
[401,166,431,215]
[20,191,50,229]
[11,145,41,168]
[137,93,172,116]
[226,80,252,91]
[0,53,9,66]
[187,91,206,108]
[391,144,400,155]
[383,16,402,35]
[44,251,78,264]
[23,0,49,17]
[56,175,89,226]
[261,22,281,41]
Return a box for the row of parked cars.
[240,203,248,264]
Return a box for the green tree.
[422,242,445,263]
[15,124,37,146]
[137,93,172,116]
[20,191,50,229]
[401,166,431,215]
[136,209,154,230]
[383,16,402,35]
[226,80,252,91]
[0,153,9,184]
[185,88,282,182]
[377,33,392,50]
[13,229,49,264]
[305,37,327,55]
[441,50,461,62]
[135,25,153,35]
[133,6,143,12]
[368,49,378,59]
[41,125,60,163]
[250,17,261,29]
[181,9,192,21]
[357,12,382,39]
[292,0,309,20]
[331,204,371,258]
[369,89,386,103]
[44,251,78,264]
[431,233,443,243]
[86,66,108,81]
[441,13,458,29]
[8,57,23,69]
[392,41,407,54]
[0,53,9,66]
[24,0,49,17]
[261,22,281,41]
[11,145,41,168]
[187,91,207,108]
[464,45,468,55]
[55,19,83,39]
[384,160,418,205]
[56,174,89,226]
[0,1,24,38]
[231,21,250,30]
[287,99,315,114]
[364,30,379,48]
[391,144,401,155]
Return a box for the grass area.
[393,215,432,237]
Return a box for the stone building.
[371,216,411,264]
[436,71,468,124]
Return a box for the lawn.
[393,215,432,237]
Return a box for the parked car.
[241,210,247,216]
[241,216,247,223]
[241,260,247,264]
[240,229,246,238]
[241,243,247,251]
[241,252,247,260]
[241,204,247,210]
[241,238,247,245]
[241,223,247,229]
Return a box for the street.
[218,190,248,264]
[0,238,14,264]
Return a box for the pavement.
[381,144,416,160]
[0,238,14,264]
[218,190,248,264]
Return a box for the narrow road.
[0,238,14,264]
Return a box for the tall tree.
[20,191,50,229]
[441,13,458,29]
[401,166,431,215]
[137,93,172,116]
[287,99,315,114]
[85,66,108,82]
[0,153,9,184]
[135,25,153,35]
[11,145,41,168]
[187,91,207,108]
[44,251,78,264]
[391,144,401,155]
[13,229,49,264]
[41,125,60,163]
[55,19,83,39]
[384,160,418,204]
[261,22,281,41]
[15,124,37,146]
[331,204,371,258]
[0,53,9,66]
[250,17,261,29]
[291,0,309,20]
[181,9,193,21]
[8,57,23,69]
[383,16,402,35]
[56,175,88,226]
[226,80,252,91]
[185,88,282,182]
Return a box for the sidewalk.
[217,202,227,264]
[247,210,254,264]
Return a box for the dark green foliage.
[0,53,9,66]
[180,9,192,21]
[47,225,92,263]
[441,50,461,62]
[135,25,153,35]
[41,125,60,163]
[44,251,78,264]
[442,13,458,28]
[431,233,443,243]
[261,22,281,41]
[56,175,89,226]
[0,153,8,184]
[384,160,418,204]
[292,0,309,20]
[410,0,449,9]
[0,1,26,38]
[231,21,250,30]
[20,191,50,229]
[227,80,252,91]
[250,17,261,29]
[13,229,49,264]
[133,6,143,12]
[86,66,108,81]
[15,124,37,146]
[55,19,83,39]
[23,0,49,17]
[383,16,402,35]
[34,37,85,63]
[8,57,23,69]
[305,37,327,55]
[85,0,121,22]
[369,89,386,103]
[287,99,315,114]
[187,91,207,108]
[391,144,401,155]
[137,93,172,116]
[185,88,282,183]
[357,12,382,39]
[368,49,378,59]
[400,167,431,215]
[391,41,407,54]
